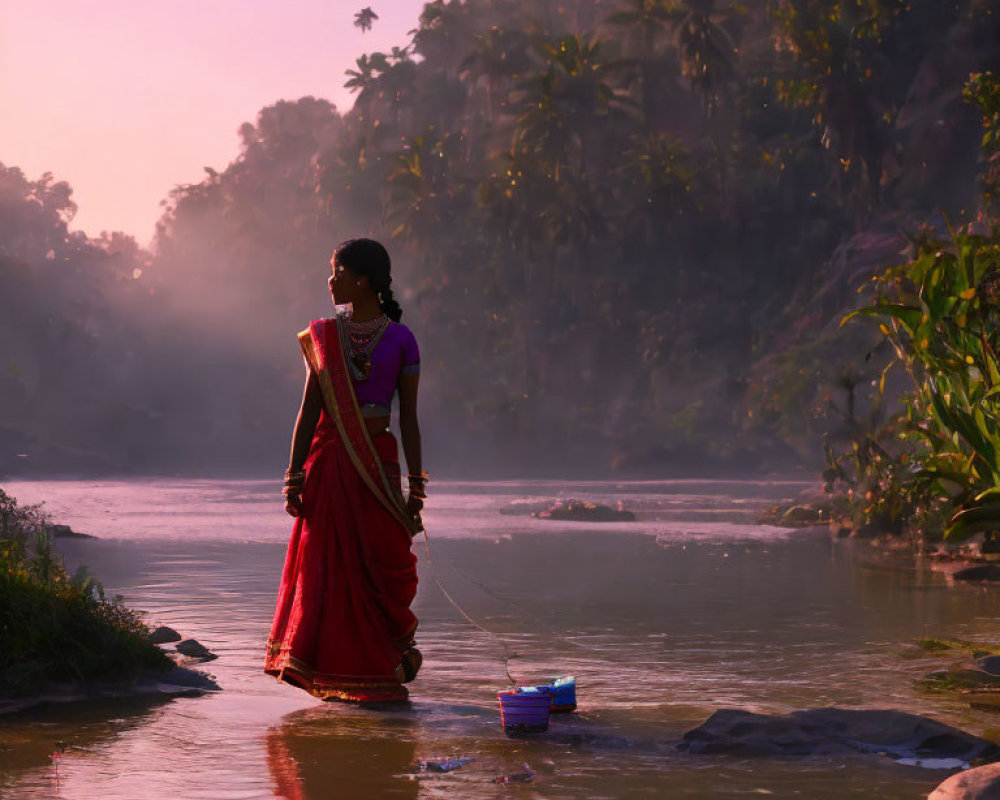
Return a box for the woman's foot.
[399,645,422,684]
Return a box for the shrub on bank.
[825,73,1000,546]
[0,489,171,697]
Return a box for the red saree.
[264,317,419,703]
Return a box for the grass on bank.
[0,488,171,697]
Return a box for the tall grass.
[0,489,171,697]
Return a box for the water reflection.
[0,695,173,795]
[2,479,999,800]
[267,706,418,800]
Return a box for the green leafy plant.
[837,222,1000,540]
[0,489,171,696]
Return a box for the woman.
[264,238,426,703]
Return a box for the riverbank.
[761,486,1000,580]
[0,488,180,702]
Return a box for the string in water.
[419,527,520,686]
[437,543,611,657]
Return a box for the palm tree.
[603,0,673,56]
[460,26,533,123]
[344,53,380,111]
[668,0,739,116]
[603,0,687,127]
[511,34,633,181]
[774,0,900,210]
[354,7,378,33]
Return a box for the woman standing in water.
[264,238,426,703]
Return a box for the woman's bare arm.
[397,372,423,519]
[285,370,322,516]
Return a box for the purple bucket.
[497,690,551,734]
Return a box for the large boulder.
[929,763,1000,799]
[679,708,1000,763]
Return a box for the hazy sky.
[0,1,427,246]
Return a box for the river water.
[2,478,1000,799]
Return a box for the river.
[2,478,999,799]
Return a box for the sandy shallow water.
[2,478,1000,799]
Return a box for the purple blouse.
[348,320,420,415]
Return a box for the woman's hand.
[406,494,423,517]
[284,492,303,517]
[282,486,302,517]
[406,494,424,530]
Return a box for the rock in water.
[49,524,95,539]
[929,763,1000,799]
[778,506,821,526]
[678,708,1000,763]
[977,656,1000,676]
[175,639,217,661]
[954,565,1000,582]
[149,626,182,644]
[152,666,221,692]
[533,499,636,522]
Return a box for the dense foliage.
[2,0,998,476]
[0,489,171,695]
[826,71,1000,545]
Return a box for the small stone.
[778,506,820,527]
[175,639,217,660]
[149,626,182,644]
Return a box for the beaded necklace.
[341,313,389,381]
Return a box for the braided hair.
[334,238,403,322]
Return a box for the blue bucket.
[535,676,577,712]
[498,689,551,734]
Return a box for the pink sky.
[0,0,427,246]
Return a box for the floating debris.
[495,763,536,784]
[895,757,970,769]
[419,756,475,773]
